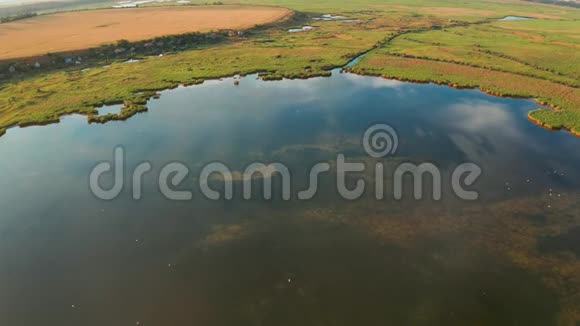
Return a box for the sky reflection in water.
[0,71,579,325]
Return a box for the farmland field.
[0,5,292,60]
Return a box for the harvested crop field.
[0,5,292,60]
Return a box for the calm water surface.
[499,16,534,21]
[0,71,579,325]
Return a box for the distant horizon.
[0,0,64,8]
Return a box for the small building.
[114,48,126,54]
[34,62,41,69]
[64,57,73,64]
[228,30,244,37]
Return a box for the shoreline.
[344,68,579,137]
[0,6,577,139]
[2,65,578,139]
[528,112,580,137]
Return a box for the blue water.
[0,70,578,325]
[96,104,122,116]
[499,16,534,21]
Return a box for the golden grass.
[0,5,292,60]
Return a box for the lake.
[0,69,579,325]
